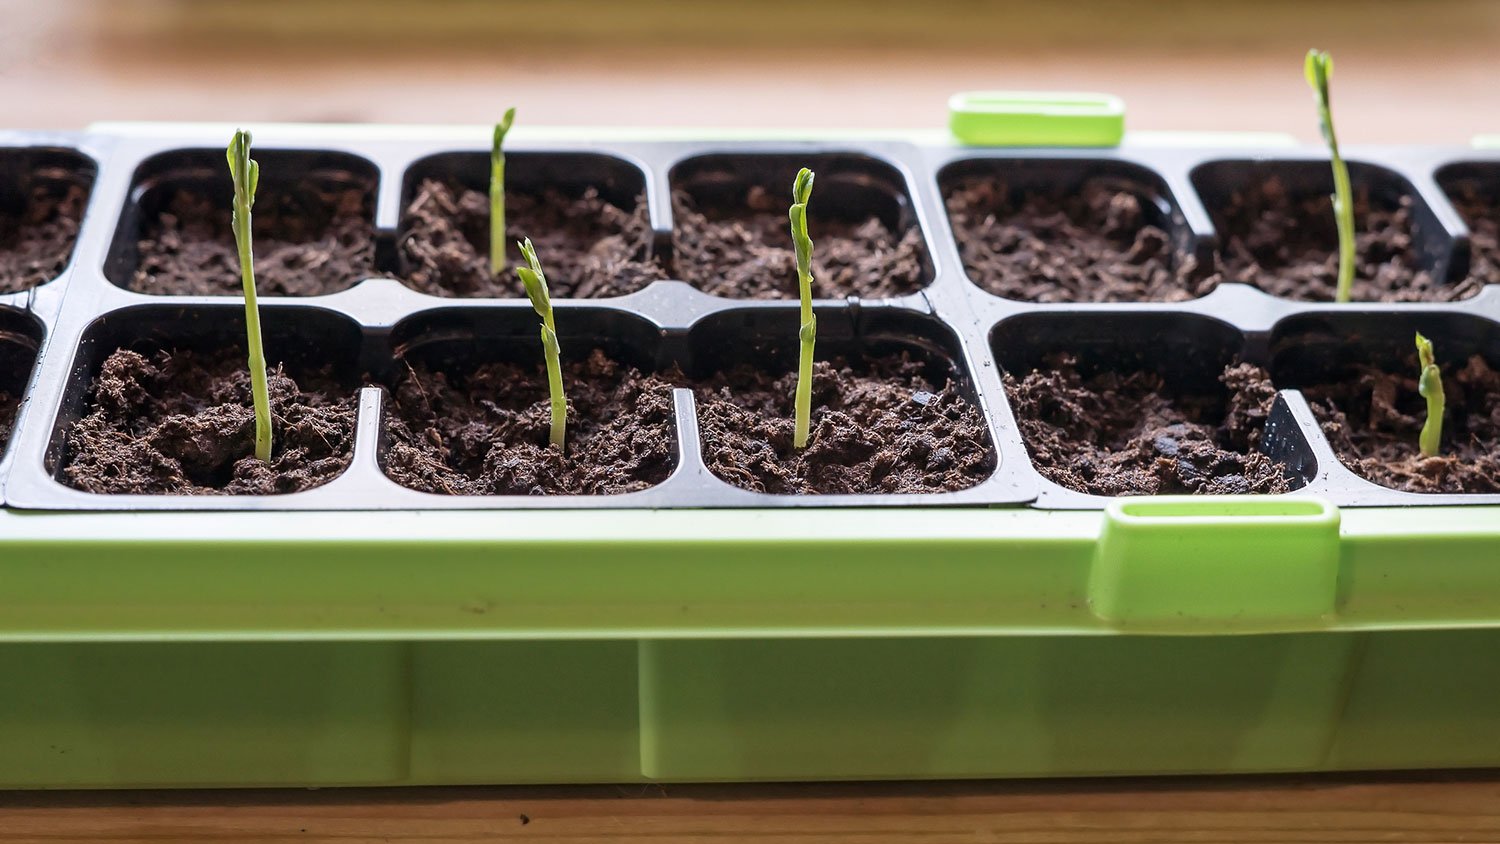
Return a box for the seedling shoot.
[490,107,517,276]
[1304,49,1356,303]
[516,238,566,450]
[1415,332,1445,457]
[226,129,273,463]
[790,167,816,449]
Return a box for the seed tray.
[4,130,1500,509]
[0,121,1497,788]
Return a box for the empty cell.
[995,313,1309,497]
[0,148,95,293]
[941,158,1206,303]
[1436,162,1500,290]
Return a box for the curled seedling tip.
[494,107,516,150]
[1415,331,1445,458]
[515,237,566,450]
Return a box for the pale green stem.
[542,321,565,450]
[516,236,566,450]
[490,108,516,277]
[795,316,815,449]
[490,149,506,277]
[1416,332,1445,457]
[1330,145,1356,303]
[228,132,272,463]
[790,168,816,449]
[1306,51,1356,303]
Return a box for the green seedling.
[1304,49,1356,303]
[1415,332,1445,457]
[226,129,273,463]
[789,167,817,449]
[516,238,566,450]
[490,107,517,276]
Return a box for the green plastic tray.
[0,115,1497,787]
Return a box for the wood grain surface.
[3,1,1500,841]
[3,773,1500,843]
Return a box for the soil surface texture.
[1444,179,1500,288]
[383,349,676,495]
[62,348,357,495]
[1305,353,1500,494]
[1209,176,1477,302]
[693,354,992,494]
[131,186,376,296]
[0,391,18,446]
[399,180,665,298]
[672,187,926,299]
[1005,357,1294,496]
[944,176,1211,303]
[0,177,88,293]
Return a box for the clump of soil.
[693,354,992,494]
[0,177,88,293]
[1304,354,1500,494]
[1443,180,1500,288]
[672,187,926,299]
[1005,358,1294,496]
[944,176,1211,303]
[130,186,376,296]
[399,180,666,298]
[382,349,675,495]
[1209,176,1478,302]
[62,348,357,495]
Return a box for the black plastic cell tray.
[1,128,1496,510]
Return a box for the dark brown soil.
[944,176,1211,303]
[672,188,926,299]
[1005,358,1294,496]
[61,348,357,495]
[0,339,38,447]
[1444,179,1500,288]
[0,390,20,446]
[382,349,675,495]
[130,186,376,296]
[1304,354,1500,494]
[398,180,666,298]
[0,178,88,293]
[693,354,992,494]
[1209,176,1478,302]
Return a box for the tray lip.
[0,502,1497,642]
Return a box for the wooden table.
[4,1,1499,840]
[3,773,1499,842]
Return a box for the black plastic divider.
[0,135,103,506]
[0,129,1496,510]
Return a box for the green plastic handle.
[1090,496,1341,633]
[948,91,1125,147]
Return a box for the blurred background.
[2,0,1497,141]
